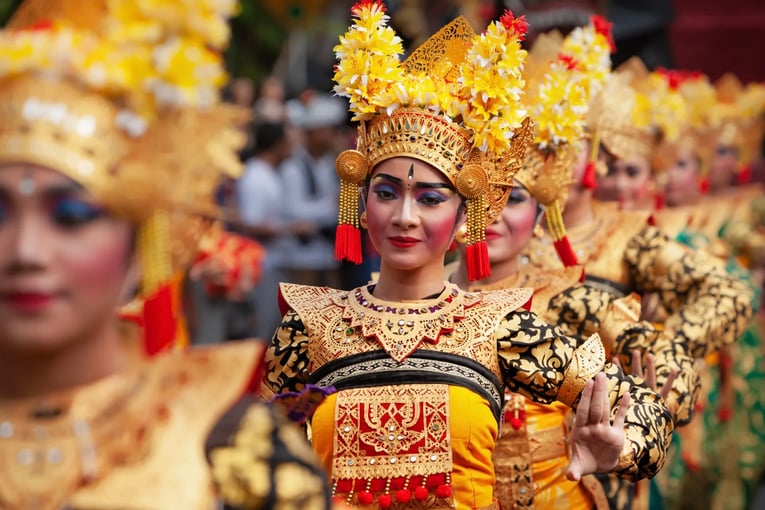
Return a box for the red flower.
[656,67,683,90]
[558,53,580,71]
[500,10,528,40]
[351,0,384,16]
[590,15,615,52]
[22,19,54,31]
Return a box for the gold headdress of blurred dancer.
[332,1,534,281]
[649,70,720,188]
[710,73,765,183]
[587,55,655,172]
[515,15,613,267]
[0,0,249,354]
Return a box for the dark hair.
[252,121,286,153]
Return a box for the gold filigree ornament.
[0,0,249,355]
[331,1,534,280]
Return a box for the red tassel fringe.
[738,165,752,185]
[142,284,176,356]
[553,237,579,267]
[466,241,490,281]
[335,224,362,264]
[654,191,665,210]
[581,162,597,189]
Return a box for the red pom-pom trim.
[436,484,453,499]
[377,494,393,508]
[396,489,412,503]
[414,486,429,500]
[357,491,374,505]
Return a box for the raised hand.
[566,372,630,481]
[613,350,678,401]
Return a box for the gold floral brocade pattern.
[624,224,753,359]
[331,385,454,508]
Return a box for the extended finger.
[575,378,595,426]
[589,372,609,424]
[613,392,630,430]
[631,349,643,379]
[645,353,656,390]
[660,369,679,401]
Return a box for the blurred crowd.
[186,76,379,344]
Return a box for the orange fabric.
[312,386,497,508]
[523,400,592,510]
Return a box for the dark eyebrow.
[41,182,86,198]
[372,173,455,191]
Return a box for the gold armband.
[557,334,606,407]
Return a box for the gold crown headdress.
[709,74,765,179]
[587,57,655,166]
[332,2,534,281]
[0,0,248,354]
[515,16,613,267]
[650,71,719,179]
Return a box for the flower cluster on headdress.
[643,70,688,142]
[678,72,716,129]
[332,0,529,155]
[560,15,612,100]
[528,16,613,149]
[0,0,235,127]
[526,54,589,148]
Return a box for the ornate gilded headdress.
[587,56,655,166]
[0,0,248,354]
[709,73,765,181]
[332,1,534,281]
[515,16,613,266]
[650,71,719,181]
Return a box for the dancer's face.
[365,157,464,272]
[0,164,134,354]
[485,186,538,265]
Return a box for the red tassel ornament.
[334,223,362,264]
[466,240,490,281]
[581,161,598,189]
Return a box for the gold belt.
[494,422,570,510]
[528,423,568,463]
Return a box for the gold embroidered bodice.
[261,281,674,509]
[0,339,263,510]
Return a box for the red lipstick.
[1,292,55,313]
[389,236,420,248]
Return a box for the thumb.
[567,455,582,481]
